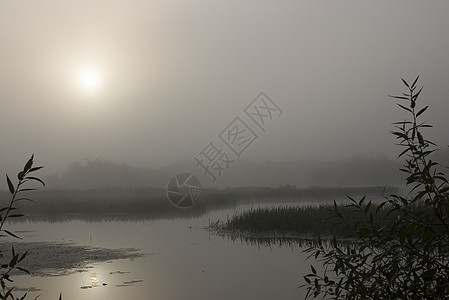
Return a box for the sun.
[79,67,101,91]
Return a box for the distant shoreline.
[1,185,399,221]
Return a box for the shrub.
[302,77,449,299]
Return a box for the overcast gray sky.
[1,0,448,175]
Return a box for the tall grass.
[218,202,397,238]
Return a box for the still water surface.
[8,203,313,299]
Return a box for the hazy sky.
[1,0,449,175]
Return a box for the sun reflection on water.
[90,273,99,287]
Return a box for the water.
[6,203,313,299]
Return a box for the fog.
[1,1,449,187]
[38,148,449,189]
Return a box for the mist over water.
[1,1,449,299]
[1,1,449,176]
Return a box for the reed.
[219,203,395,237]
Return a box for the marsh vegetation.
[214,202,396,238]
[1,186,397,221]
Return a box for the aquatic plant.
[220,204,395,238]
[303,77,449,298]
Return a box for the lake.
[6,202,315,299]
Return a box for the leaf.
[364,201,372,214]
[392,121,413,125]
[412,86,424,101]
[17,188,36,192]
[397,147,410,158]
[28,166,44,173]
[376,202,387,213]
[6,175,14,195]
[16,267,30,274]
[418,132,424,145]
[397,103,412,113]
[25,176,45,187]
[4,288,13,299]
[401,78,410,88]
[19,293,28,300]
[18,250,28,263]
[389,95,409,100]
[411,75,420,90]
[9,253,18,268]
[14,197,36,203]
[0,207,10,213]
[23,154,34,173]
[311,265,317,275]
[391,131,408,139]
[8,214,24,218]
[416,105,429,117]
[358,196,366,206]
[3,230,22,240]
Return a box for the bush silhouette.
[0,155,48,300]
[303,77,449,299]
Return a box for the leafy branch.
[302,76,449,299]
[0,155,45,300]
